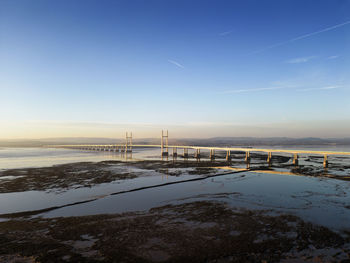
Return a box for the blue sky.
[0,0,349,138]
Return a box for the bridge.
[48,130,350,168]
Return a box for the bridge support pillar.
[226,150,231,161]
[293,154,299,166]
[172,148,177,157]
[267,152,272,165]
[183,148,189,158]
[245,151,250,163]
[210,149,215,160]
[195,149,201,159]
[323,155,328,168]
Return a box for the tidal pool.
[38,169,350,231]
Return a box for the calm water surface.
[42,171,350,231]
[1,145,350,170]
[0,146,349,231]
[0,147,159,170]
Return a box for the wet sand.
[1,201,349,263]
[0,152,350,262]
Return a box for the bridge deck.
[48,144,350,156]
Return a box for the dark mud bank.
[1,201,349,263]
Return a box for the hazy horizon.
[1,119,350,140]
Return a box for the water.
[0,169,201,215]
[42,171,350,231]
[0,147,160,170]
[1,145,350,170]
[0,146,350,231]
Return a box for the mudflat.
[0,155,350,262]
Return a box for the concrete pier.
[293,154,299,166]
[210,149,215,160]
[323,155,328,168]
[195,149,201,159]
[226,150,231,161]
[183,148,189,158]
[245,151,250,163]
[267,152,272,165]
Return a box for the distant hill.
[1,137,350,147]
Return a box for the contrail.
[222,86,285,94]
[251,20,350,54]
[168,59,185,69]
[285,56,317,64]
[298,85,342,91]
[219,30,233,36]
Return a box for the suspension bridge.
[47,130,350,168]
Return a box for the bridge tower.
[161,130,168,157]
[125,132,132,152]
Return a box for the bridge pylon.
[125,132,132,152]
[161,130,168,157]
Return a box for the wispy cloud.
[219,30,233,36]
[222,86,285,94]
[251,20,350,54]
[286,56,316,64]
[298,85,342,91]
[328,55,339,59]
[168,59,185,69]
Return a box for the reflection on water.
[2,145,350,170]
[0,169,201,215]
[41,171,350,230]
[0,147,158,169]
[0,146,350,232]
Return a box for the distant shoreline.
[1,137,350,148]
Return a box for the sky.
[0,0,350,139]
